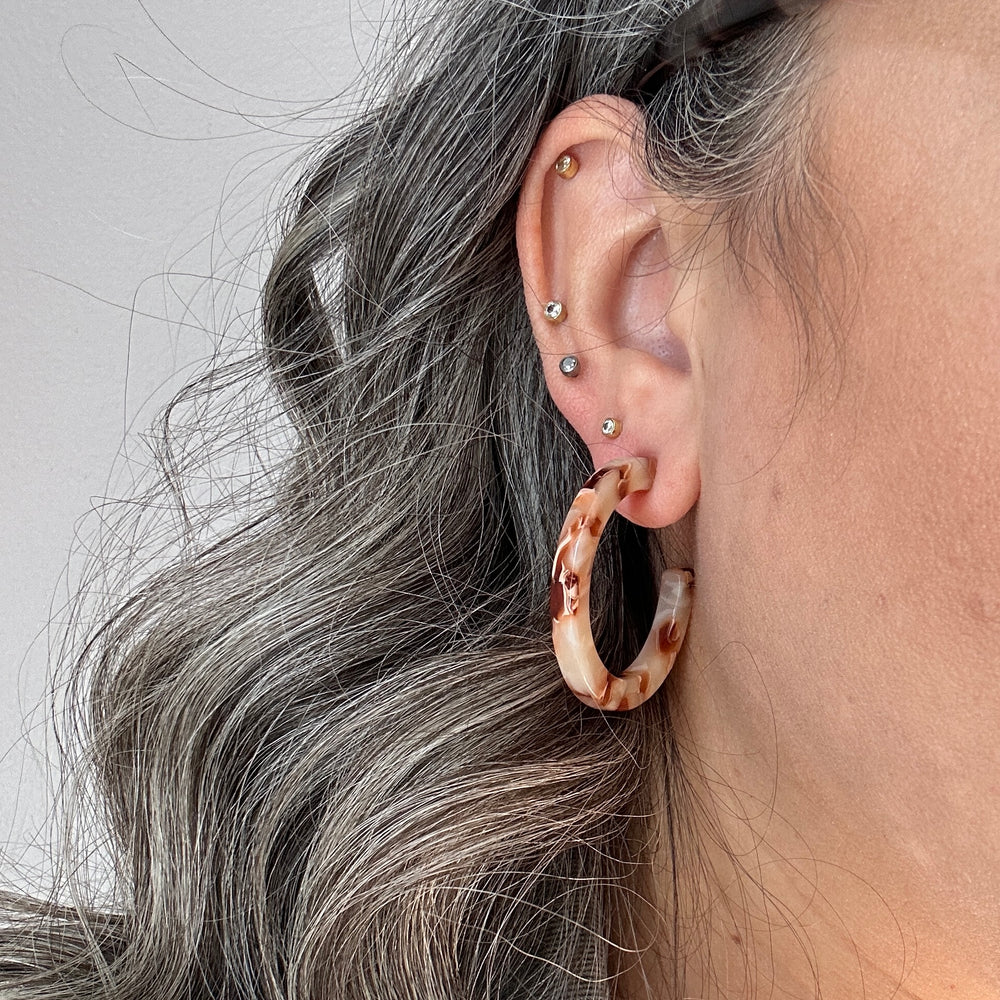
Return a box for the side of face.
[687,0,1000,958]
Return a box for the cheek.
[682,0,1000,928]
[814,2,1000,625]
[692,237,1000,900]
[696,269,1000,690]
[697,0,1000,666]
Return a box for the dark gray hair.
[1,1,827,996]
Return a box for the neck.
[641,645,1000,999]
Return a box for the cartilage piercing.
[544,301,566,323]
[554,153,579,179]
[558,355,580,378]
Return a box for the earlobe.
[516,96,702,529]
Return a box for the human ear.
[516,96,701,529]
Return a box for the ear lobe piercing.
[543,301,566,323]
[601,417,622,439]
[554,153,579,179]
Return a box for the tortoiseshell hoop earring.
[550,457,693,711]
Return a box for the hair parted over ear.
[516,96,702,530]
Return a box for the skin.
[518,0,1000,995]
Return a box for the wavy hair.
[1,1,827,997]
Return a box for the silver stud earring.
[601,417,622,439]
[558,355,580,378]
[544,301,566,323]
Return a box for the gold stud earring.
[601,417,622,439]
[554,153,579,179]
[544,301,566,323]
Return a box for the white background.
[1,0,370,879]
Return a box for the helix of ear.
[550,458,693,711]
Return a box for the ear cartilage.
[601,417,622,439]
[550,456,694,711]
[558,355,580,378]
[543,301,566,323]
[554,153,579,179]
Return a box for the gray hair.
[1,1,827,997]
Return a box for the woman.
[2,0,997,996]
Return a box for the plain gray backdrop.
[2,0,371,880]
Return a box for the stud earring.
[550,457,694,711]
[544,301,566,323]
[601,417,622,439]
[558,355,580,378]
[554,153,579,179]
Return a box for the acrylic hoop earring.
[550,457,693,711]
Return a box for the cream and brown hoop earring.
[550,458,693,711]
[601,417,622,439]
[554,153,579,179]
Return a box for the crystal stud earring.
[601,417,622,439]
[558,355,580,378]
